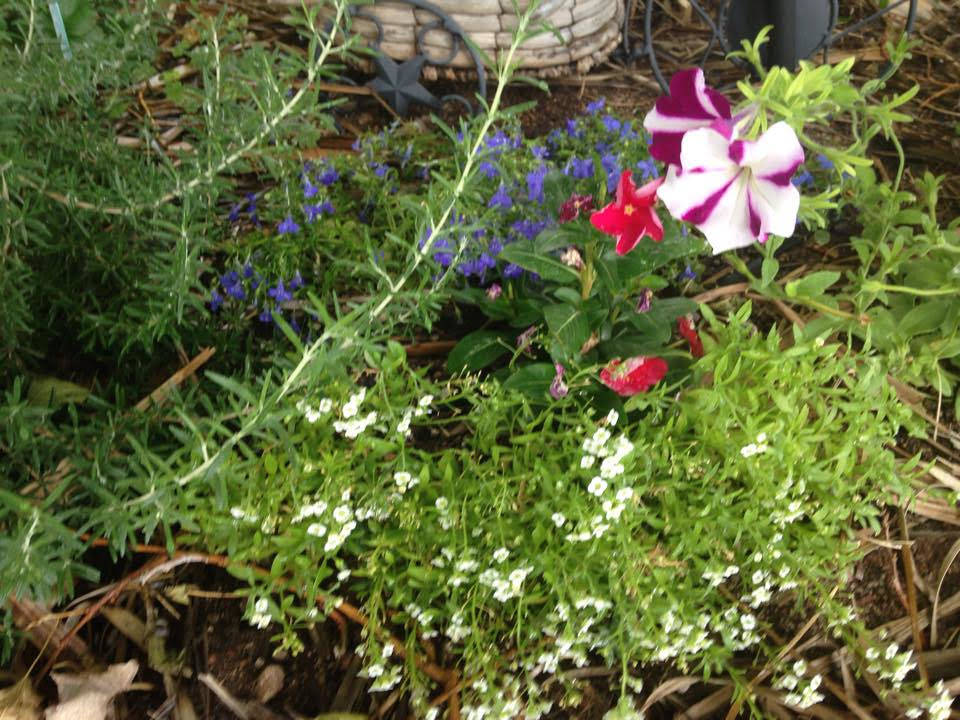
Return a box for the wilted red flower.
[599,356,668,396]
[678,316,704,358]
[558,193,594,223]
[590,170,664,255]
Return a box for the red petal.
[632,176,665,204]
[591,203,627,236]
[600,356,668,396]
[678,317,704,358]
[615,229,641,255]
[614,170,635,208]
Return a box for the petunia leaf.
[447,330,514,373]
[499,241,579,284]
[544,303,592,358]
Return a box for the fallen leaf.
[26,377,90,407]
[45,660,138,720]
[0,677,42,720]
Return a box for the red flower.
[590,170,665,255]
[599,356,668,396]
[558,193,594,223]
[678,316,704,358]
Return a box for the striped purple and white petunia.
[642,68,732,167]
[656,122,805,254]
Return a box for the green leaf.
[594,254,622,295]
[627,297,697,336]
[447,330,513,373]
[544,303,591,356]
[27,377,90,407]
[611,233,703,281]
[500,241,579,284]
[761,256,779,287]
[785,270,841,298]
[501,363,555,397]
[898,300,957,339]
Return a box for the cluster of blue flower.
[213,96,667,317]
[209,262,305,329]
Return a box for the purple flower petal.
[642,68,731,167]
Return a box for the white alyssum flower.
[249,598,271,629]
[493,547,510,563]
[435,496,449,512]
[394,470,418,492]
[341,388,366,419]
[605,409,619,426]
[580,454,596,469]
[599,457,625,479]
[396,409,413,435]
[587,476,608,496]
[740,431,770,458]
[333,505,353,524]
[616,487,634,502]
[230,507,257,522]
[307,523,327,538]
[551,512,566,528]
[333,411,378,439]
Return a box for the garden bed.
[2,1,960,719]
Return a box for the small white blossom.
[493,547,510,563]
[599,457,625,479]
[580,455,596,469]
[307,523,327,537]
[333,505,353,524]
[551,512,566,528]
[587,477,608,496]
[435,496,449,512]
[605,409,619,426]
[394,471,418,492]
[615,487,634,502]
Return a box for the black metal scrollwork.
[622,0,918,93]
[352,0,487,115]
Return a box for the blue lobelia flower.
[602,115,621,134]
[502,263,523,279]
[478,161,498,179]
[567,156,594,180]
[585,97,605,115]
[277,216,301,234]
[527,165,548,204]
[209,290,223,312]
[512,218,549,240]
[319,165,340,186]
[488,184,513,211]
[636,158,659,181]
[602,153,621,192]
[302,174,319,199]
[268,280,293,303]
[304,201,335,223]
[792,169,815,188]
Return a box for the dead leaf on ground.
[0,677,42,720]
[45,660,138,720]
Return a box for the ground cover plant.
[2,1,960,718]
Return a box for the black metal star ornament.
[368,53,441,116]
